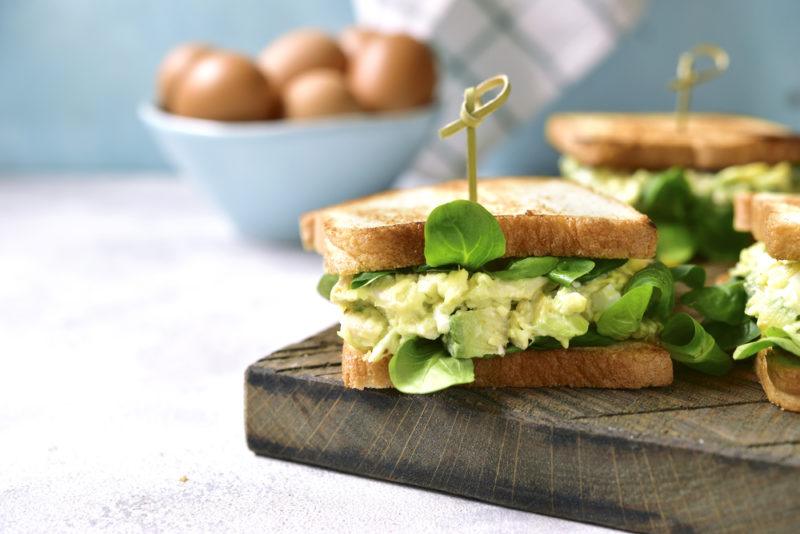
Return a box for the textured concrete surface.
[0,177,611,533]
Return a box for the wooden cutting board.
[245,326,800,533]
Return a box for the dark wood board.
[245,326,800,533]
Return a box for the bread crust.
[756,350,800,412]
[342,342,672,390]
[302,178,657,275]
[546,113,800,171]
[733,192,800,260]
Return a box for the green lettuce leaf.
[350,271,393,289]
[624,262,675,321]
[656,224,696,266]
[670,264,706,289]
[506,327,616,352]
[637,168,693,222]
[690,197,753,263]
[579,259,628,283]
[424,200,506,270]
[681,279,748,325]
[660,313,732,376]
[388,337,475,393]
[316,274,339,300]
[548,258,596,286]
[491,256,559,281]
[597,284,654,339]
[703,319,760,352]
[733,327,800,360]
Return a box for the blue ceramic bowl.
[140,104,437,241]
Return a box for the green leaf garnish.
[597,284,654,339]
[733,327,800,360]
[660,313,732,376]
[637,167,693,222]
[656,223,696,266]
[492,256,559,281]
[388,337,475,393]
[547,258,596,287]
[670,264,706,289]
[681,279,747,325]
[595,262,674,339]
[624,262,675,321]
[703,319,760,352]
[350,271,393,289]
[579,259,628,283]
[689,197,752,262]
[316,274,339,300]
[423,200,506,270]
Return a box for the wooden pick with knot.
[669,43,729,132]
[439,75,511,202]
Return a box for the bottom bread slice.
[341,342,673,390]
[756,350,800,412]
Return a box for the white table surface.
[0,177,611,533]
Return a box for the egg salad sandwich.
[302,178,732,394]
[724,192,800,411]
[546,113,800,265]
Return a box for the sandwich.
[546,113,800,265]
[727,192,800,411]
[302,178,731,394]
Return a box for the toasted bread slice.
[732,192,755,232]
[547,113,800,171]
[756,349,800,412]
[301,178,657,275]
[342,342,672,390]
[733,192,800,260]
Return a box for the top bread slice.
[733,192,800,260]
[547,113,800,171]
[301,178,657,274]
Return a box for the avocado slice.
[445,308,508,358]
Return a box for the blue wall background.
[2,0,800,174]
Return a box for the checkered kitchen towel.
[353,0,646,184]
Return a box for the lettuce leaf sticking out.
[350,271,392,289]
[661,313,733,376]
[680,279,748,325]
[316,274,339,300]
[597,285,654,339]
[733,327,800,360]
[491,257,558,281]
[593,262,674,339]
[547,258,596,286]
[703,320,760,352]
[388,337,475,393]
[656,224,696,267]
[670,264,706,290]
[424,200,506,270]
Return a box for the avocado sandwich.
[302,178,731,394]
[546,113,800,264]
[729,192,800,411]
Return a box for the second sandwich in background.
[547,113,800,265]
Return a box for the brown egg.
[171,51,280,121]
[258,29,347,90]
[349,34,436,111]
[157,42,213,110]
[339,26,378,60]
[283,69,361,120]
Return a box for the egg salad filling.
[330,259,660,362]
[559,157,800,264]
[560,157,798,207]
[731,242,800,337]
